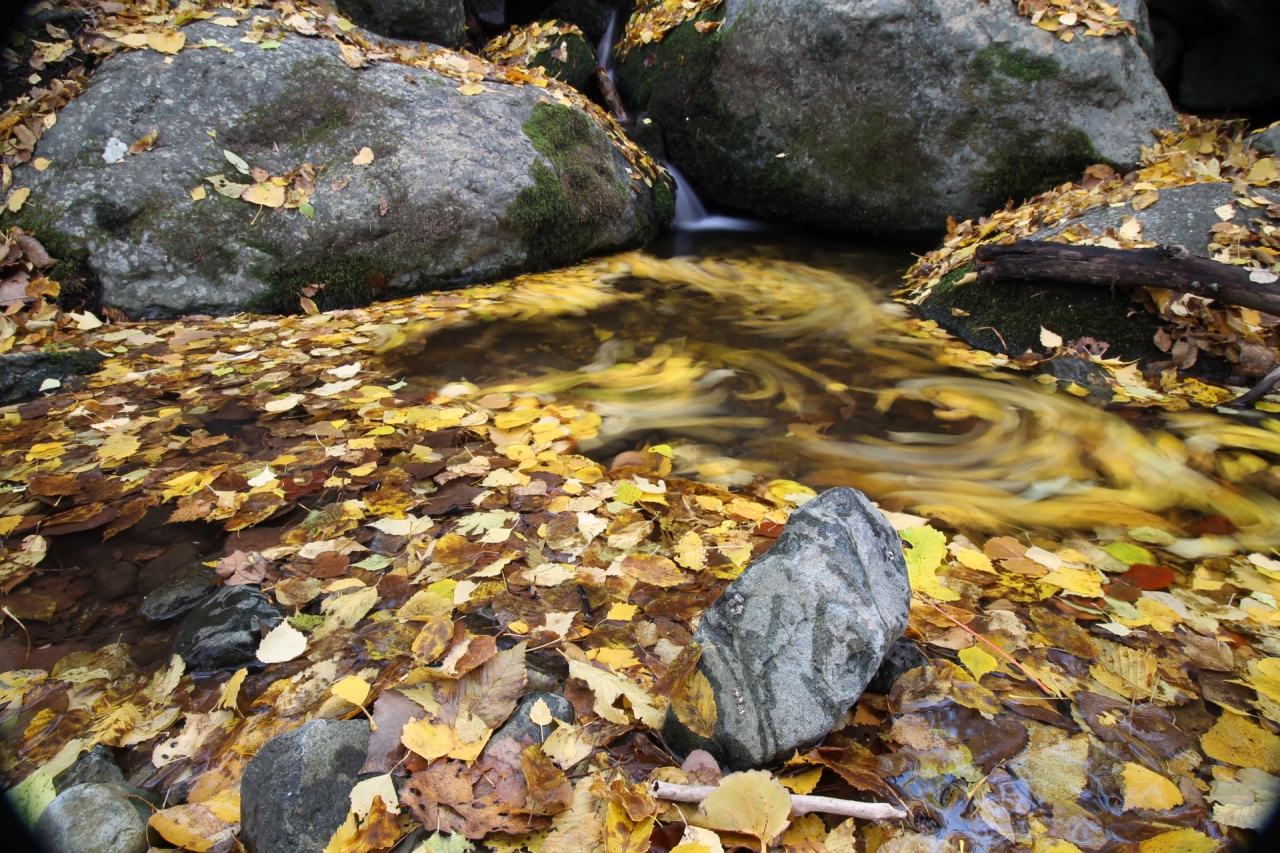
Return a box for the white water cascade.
[666,162,763,231]
[597,7,618,81]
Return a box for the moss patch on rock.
[509,102,630,269]
[979,127,1100,208]
[532,30,597,92]
[917,262,1165,362]
[970,43,1060,86]
[223,57,398,158]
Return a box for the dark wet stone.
[333,0,464,46]
[0,349,105,405]
[93,560,139,601]
[492,692,575,746]
[35,783,150,853]
[241,720,372,853]
[663,487,911,769]
[136,542,206,594]
[53,745,125,793]
[141,563,220,620]
[865,637,928,695]
[172,584,283,672]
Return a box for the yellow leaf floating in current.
[901,525,959,601]
[1121,762,1183,811]
[690,770,791,850]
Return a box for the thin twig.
[917,597,1057,696]
[651,780,908,821]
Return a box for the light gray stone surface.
[241,720,372,853]
[172,584,283,671]
[333,0,465,46]
[1253,125,1280,156]
[24,16,668,318]
[1033,183,1280,258]
[616,0,1174,238]
[663,487,910,769]
[34,783,148,853]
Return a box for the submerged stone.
[172,584,283,672]
[35,783,150,853]
[662,487,910,769]
[140,562,220,621]
[0,349,104,405]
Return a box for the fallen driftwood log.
[974,241,1280,317]
[596,67,629,122]
[651,780,909,821]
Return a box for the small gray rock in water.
[52,745,125,793]
[141,562,220,620]
[491,692,575,746]
[35,783,149,853]
[241,720,371,853]
[663,487,910,769]
[172,584,283,672]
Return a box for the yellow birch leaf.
[1121,762,1183,811]
[902,525,959,601]
[148,803,233,852]
[674,530,707,571]
[955,549,995,573]
[780,767,822,795]
[257,621,308,663]
[605,801,653,853]
[32,158,50,171]
[7,187,30,212]
[97,433,140,462]
[1042,566,1105,597]
[147,31,186,55]
[529,697,554,726]
[959,645,999,682]
[458,82,487,95]
[1137,829,1221,853]
[1202,711,1280,773]
[606,603,638,621]
[1247,158,1277,183]
[352,147,374,165]
[241,181,285,208]
[331,675,371,707]
[672,668,718,738]
[217,669,247,712]
[691,770,791,850]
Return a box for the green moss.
[223,57,398,156]
[971,43,1060,84]
[979,127,1100,207]
[917,260,1165,362]
[509,102,630,269]
[5,209,99,307]
[245,255,381,314]
[531,30,598,92]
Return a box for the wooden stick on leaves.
[651,780,908,821]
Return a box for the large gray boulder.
[22,17,670,318]
[34,783,149,853]
[333,0,465,47]
[662,487,911,769]
[241,720,372,853]
[616,0,1174,238]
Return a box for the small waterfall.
[666,162,762,231]
[597,8,618,81]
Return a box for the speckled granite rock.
[663,486,911,769]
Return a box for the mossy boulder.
[616,0,1174,239]
[531,29,598,91]
[332,0,465,47]
[16,15,666,317]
